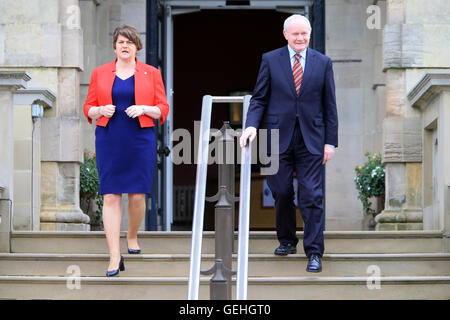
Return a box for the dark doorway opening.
[172,10,291,230]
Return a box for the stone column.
[40,0,89,231]
[13,88,56,230]
[0,71,31,252]
[377,0,423,230]
[376,0,450,230]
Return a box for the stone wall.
[325,0,387,230]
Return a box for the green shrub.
[354,151,385,216]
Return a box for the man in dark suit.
[240,14,338,273]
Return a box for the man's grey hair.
[283,14,312,33]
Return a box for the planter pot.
[80,196,103,231]
[367,215,377,230]
[363,195,385,230]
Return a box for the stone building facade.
[1,0,89,232]
[376,0,450,232]
[0,0,448,239]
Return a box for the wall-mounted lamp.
[31,103,44,121]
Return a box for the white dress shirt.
[287,45,307,72]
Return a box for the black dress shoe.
[274,243,297,256]
[306,254,322,273]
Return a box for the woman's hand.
[125,105,145,118]
[126,105,162,119]
[88,105,116,120]
[99,105,116,118]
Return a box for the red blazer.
[83,57,170,127]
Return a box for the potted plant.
[80,152,103,230]
[354,151,386,229]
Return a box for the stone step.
[0,275,449,300]
[1,253,449,278]
[11,231,447,254]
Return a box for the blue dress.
[95,75,156,195]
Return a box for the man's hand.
[99,105,116,118]
[240,127,257,148]
[322,144,335,165]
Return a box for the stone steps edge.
[1,252,450,261]
[11,230,446,239]
[1,275,450,285]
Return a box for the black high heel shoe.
[106,255,125,277]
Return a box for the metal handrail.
[236,95,252,300]
[187,95,212,300]
[187,95,252,300]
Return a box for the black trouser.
[266,121,325,257]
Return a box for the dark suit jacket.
[245,46,338,156]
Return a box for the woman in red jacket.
[84,24,169,277]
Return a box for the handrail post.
[203,121,238,300]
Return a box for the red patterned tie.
[293,53,303,95]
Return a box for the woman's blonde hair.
[112,24,143,51]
